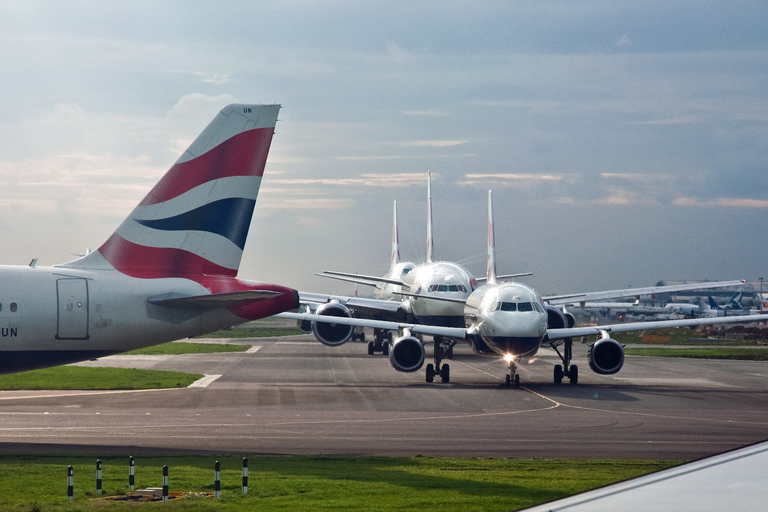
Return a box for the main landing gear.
[552,338,579,384]
[426,336,454,383]
[367,328,392,356]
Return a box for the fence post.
[67,466,74,501]
[162,465,169,503]
[128,456,135,492]
[96,459,102,496]
[215,460,221,499]
[242,457,248,495]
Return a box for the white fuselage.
[0,264,286,374]
[406,261,476,328]
[464,281,548,358]
[373,261,416,301]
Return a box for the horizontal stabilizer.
[148,290,284,309]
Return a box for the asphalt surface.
[1,334,767,460]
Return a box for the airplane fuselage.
[0,264,295,374]
[464,281,548,358]
[407,261,476,327]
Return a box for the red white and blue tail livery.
[0,104,298,374]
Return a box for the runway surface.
[1,334,767,460]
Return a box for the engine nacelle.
[546,306,575,329]
[312,302,354,347]
[588,337,625,375]
[389,334,425,373]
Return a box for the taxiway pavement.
[1,335,767,460]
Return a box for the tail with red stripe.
[62,104,279,279]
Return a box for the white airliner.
[301,171,478,371]
[281,190,767,387]
[0,104,298,374]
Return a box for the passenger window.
[10,303,17,313]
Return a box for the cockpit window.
[429,284,467,293]
[492,301,541,313]
[402,268,412,275]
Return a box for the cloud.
[268,173,425,188]
[673,197,768,208]
[402,139,469,148]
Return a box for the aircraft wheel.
[382,343,389,356]
[426,364,435,383]
[441,364,450,383]
[367,342,374,355]
[554,365,564,384]
[514,374,520,388]
[569,365,579,385]
[505,375,511,387]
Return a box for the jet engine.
[312,301,354,346]
[546,306,575,329]
[588,335,625,375]
[389,332,425,372]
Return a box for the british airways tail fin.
[486,190,498,285]
[426,170,435,264]
[390,200,401,270]
[61,104,280,278]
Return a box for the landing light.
[503,354,515,363]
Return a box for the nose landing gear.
[504,356,520,388]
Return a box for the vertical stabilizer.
[486,190,498,285]
[390,200,401,270]
[426,170,434,263]
[62,104,280,279]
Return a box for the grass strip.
[197,327,299,338]
[126,341,250,355]
[0,455,677,511]
[0,366,202,390]
[625,347,768,361]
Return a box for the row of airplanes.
[4,104,768,388]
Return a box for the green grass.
[0,366,202,390]
[197,326,299,339]
[196,318,300,339]
[619,327,766,346]
[625,347,768,361]
[126,342,250,355]
[0,455,677,511]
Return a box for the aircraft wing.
[277,311,468,339]
[544,280,746,306]
[299,291,406,317]
[148,290,284,309]
[476,272,533,283]
[546,313,768,342]
[316,270,405,288]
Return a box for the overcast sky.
[1,1,767,296]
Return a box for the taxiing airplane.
[301,171,478,367]
[0,104,298,375]
[281,190,767,387]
